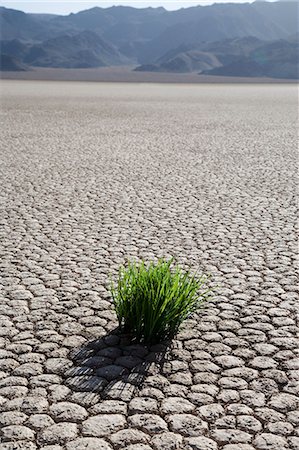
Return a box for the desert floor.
[1,66,295,83]
[0,81,298,450]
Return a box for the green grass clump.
[111,258,211,344]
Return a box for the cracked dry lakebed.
[0,80,298,450]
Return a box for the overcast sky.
[1,1,260,15]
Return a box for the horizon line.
[0,1,278,16]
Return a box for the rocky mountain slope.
[0,2,298,78]
[135,35,298,79]
[1,31,128,68]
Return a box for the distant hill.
[0,3,298,78]
[0,7,45,40]
[0,39,30,60]
[136,2,298,63]
[135,50,222,73]
[136,35,298,79]
[0,54,28,71]
[1,31,128,68]
[206,37,298,79]
[135,37,265,73]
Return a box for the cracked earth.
[0,81,298,450]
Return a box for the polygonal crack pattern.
[0,82,298,450]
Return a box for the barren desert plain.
[0,80,298,450]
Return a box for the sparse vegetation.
[111,258,212,344]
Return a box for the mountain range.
[0,1,298,79]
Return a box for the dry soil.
[0,81,298,450]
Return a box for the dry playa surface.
[2,66,294,84]
[0,80,298,450]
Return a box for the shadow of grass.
[65,327,171,400]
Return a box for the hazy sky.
[1,1,258,15]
